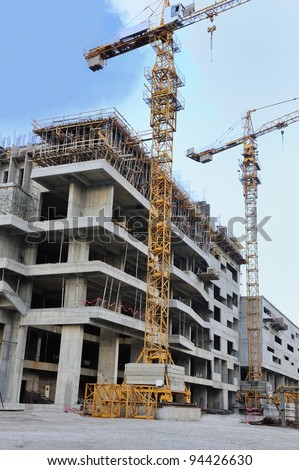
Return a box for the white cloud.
[106,0,164,26]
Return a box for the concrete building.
[0,108,244,411]
[240,296,299,389]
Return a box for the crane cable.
[210,97,299,149]
[247,96,299,149]
[248,96,299,115]
[117,0,164,34]
[214,117,243,146]
[96,0,163,46]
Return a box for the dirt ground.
[0,408,298,450]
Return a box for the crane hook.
[207,25,216,62]
[281,130,284,152]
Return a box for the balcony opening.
[24,327,61,364]
[227,340,233,356]
[3,171,8,184]
[81,340,99,370]
[214,285,224,303]
[40,192,68,221]
[118,345,131,371]
[232,293,238,307]
[18,168,24,187]
[214,306,221,323]
[36,238,68,264]
[226,263,238,282]
[214,334,221,351]
[31,279,64,309]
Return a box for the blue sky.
[1,0,299,325]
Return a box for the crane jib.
[189,108,299,160]
[84,0,252,66]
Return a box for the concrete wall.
[240,296,299,387]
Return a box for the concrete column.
[18,279,33,309]
[186,357,191,376]
[97,329,119,383]
[7,153,17,183]
[4,317,27,403]
[192,385,207,409]
[221,360,228,383]
[222,389,229,410]
[67,182,84,218]
[22,151,32,193]
[64,238,89,307]
[68,238,89,263]
[0,321,12,400]
[54,232,87,406]
[35,332,42,362]
[186,323,191,341]
[25,243,38,265]
[55,325,84,405]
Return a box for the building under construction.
[0,108,247,411]
[240,296,299,389]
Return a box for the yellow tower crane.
[187,103,299,407]
[83,0,252,418]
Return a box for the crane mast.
[242,111,263,381]
[141,26,182,364]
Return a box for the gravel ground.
[0,408,298,450]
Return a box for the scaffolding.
[30,108,227,255]
[263,312,288,332]
[0,184,38,220]
[211,226,246,266]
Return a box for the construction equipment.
[272,386,299,428]
[187,103,299,407]
[83,0,252,417]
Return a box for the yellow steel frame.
[244,389,263,409]
[125,385,158,419]
[82,383,95,416]
[272,386,299,407]
[141,29,180,365]
[243,112,264,382]
[92,384,124,418]
[83,383,158,419]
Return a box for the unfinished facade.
[240,296,299,390]
[0,109,244,410]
